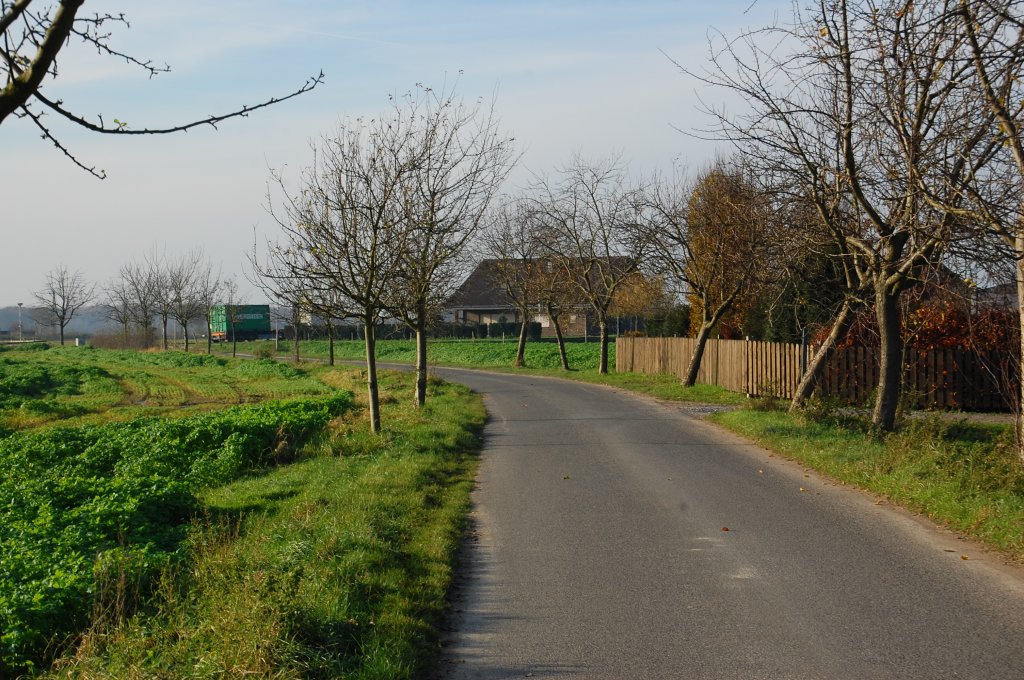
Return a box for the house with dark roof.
[444,259,519,325]
[445,258,644,338]
[444,259,590,337]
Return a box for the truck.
[209,305,272,342]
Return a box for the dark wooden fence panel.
[616,337,1014,411]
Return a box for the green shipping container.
[209,305,272,342]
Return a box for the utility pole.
[17,302,23,341]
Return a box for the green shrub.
[795,394,847,426]
[251,344,276,359]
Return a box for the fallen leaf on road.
[722,527,730,532]
[563,475,570,480]
[758,469,764,474]
[799,487,806,492]
[961,555,970,560]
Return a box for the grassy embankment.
[0,344,485,678]
[256,338,1023,561]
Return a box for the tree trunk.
[206,319,213,354]
[872,285,904,431]
[162,317,169,350]
[598,318,610,374]
[415,321,428,407]
[1016,247,1024,464]
[59,323,66,346]
[328,322,335,367]
[790,298,857,411]
[184,322,191,353]
[514,306,529,368]
[293,314,300,363]
[232,328,238,358]
[549,303,570,370]
[365,321,381,434]
[684,322,715,387]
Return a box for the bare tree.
[144,249,176,350]
[383,85,516,406]
[304,285,349,366]
[120,258,159,348]
[691,0,997,429]
[250,243,308,364]
[101,275,134,346]
[1,1,323,177]
[935,0,1024,458]
[650,160,773,387]
[481,198,543,368]
[221,277,244,358]
[777,194,871,410]
[165,250,206,353]
[192,258,221,355]
[532,156,652,374]
[261,111,418,434]
[534,251,579,370]
[32,264,95,344]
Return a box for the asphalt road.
[429,367,1024,680]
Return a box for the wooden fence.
[616,337,1014,411]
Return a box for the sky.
[1,0,784,307]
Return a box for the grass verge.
[710,404,1024,560]
[47,368,485,679]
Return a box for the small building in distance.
[445,259,590,337]
[445,258,651,338]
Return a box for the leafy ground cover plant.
[44,369,485,679]
[0,393,352,675]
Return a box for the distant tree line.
[30,247,233,354]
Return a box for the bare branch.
[31,72,324,135]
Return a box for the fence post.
[800,327,808,377]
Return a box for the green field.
[0,345,484,678]
[0,343,330,433]
[255,337,614,371]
